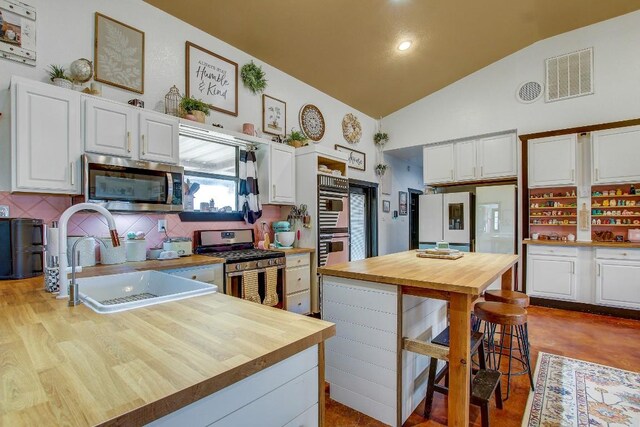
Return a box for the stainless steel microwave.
[78,154,184,212]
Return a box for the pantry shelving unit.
[528,186,578,240]
[591,184,640,242]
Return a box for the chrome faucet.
[69,237,107,307]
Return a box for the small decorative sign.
[0,0,36,66]
[382,200,391,213]
[262,94,286,137]
[186,41,238,116]
[335,144,366,171]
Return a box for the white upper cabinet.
[528,134,576,188]
[423,143,454,185]
[139,111,179,164]
[592,125,640,184]
[12,78,82,194]
[257,143,296,205]
[84,95,179,164]
[454,139,478,182]
[84,97,136,158]
[477,133,517,179]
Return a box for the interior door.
[443,192,471,245]
[418,194,443,243]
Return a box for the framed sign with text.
[334,144,366,171]
[185,41,238,116]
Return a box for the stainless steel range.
[194,229,285,307]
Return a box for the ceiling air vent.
[545,47,593,102]
[516,81,543,103]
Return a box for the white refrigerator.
[475,185,516,254]
[419,193,472,251]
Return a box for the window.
[178,132,243,221]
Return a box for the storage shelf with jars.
[591,184,640,242]
[528,186,578,241]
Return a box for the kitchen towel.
[262,266,279,307]
[239,149,262,224]
[242,270,261,304]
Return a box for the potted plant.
[374,132,389,147]
[285,129,308,148]
[180,97,210,123]
[240,61,267,94]
[375,163,388,176]
[47,64,73,89]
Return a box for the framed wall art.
[262,94,286,137]
[186,41,238,116]
[382,200,391,213]
[334,144,366,171]
[94,13,145,93]
[0,0,36,66]
[399,191,408,216]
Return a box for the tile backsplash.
[0,192,284,249]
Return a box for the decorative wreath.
[240,61,267,94]
[299,104,325,142]
[342,113,362,144]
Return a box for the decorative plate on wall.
[342,113,362,144]
[299,104,325,142]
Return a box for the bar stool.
[474,302,534,400]
[484,290,530,307]
[423,327,503,426]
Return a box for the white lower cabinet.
[286,253,311,315]
[527,253,577,301]
[148,345,319,427]
[527,245,640,310]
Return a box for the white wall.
[378,154,423,255]
[0,0,380,191]
[382,10,640,150]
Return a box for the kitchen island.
[0,272,334,426]
[318,251,519,427]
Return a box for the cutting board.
[416,252,464,260]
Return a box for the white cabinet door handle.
[597,264,601,276]
[272,184,276,195]
[450,170,453,180]
[473,166,476,177]
[480,166,484,176]
[595,168,599,181]
[141,134,146,155]
[571,261,575,274]
[70,162,75,185]
[571,169,575,181]
[127,131,131,152]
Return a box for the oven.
[318,175,350,267]
[194,229,287,309]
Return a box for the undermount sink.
[77,270,217,314]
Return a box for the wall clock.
[342,113,362,144]
[299,104,325,142]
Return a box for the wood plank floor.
[324,305,640,426]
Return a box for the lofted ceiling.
[145,0,640,118]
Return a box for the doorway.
[408,188,423,250]
[349,180,378,261]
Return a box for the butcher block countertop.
[76,254,225,278]
[318,251,519,296]
[276,247,315,255]
[0,277,335,426]
[523,239,640,248]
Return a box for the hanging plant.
[374,132,389,146]
[375,164,388,176]
[241,61,267,94]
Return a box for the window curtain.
[239,149,262,224]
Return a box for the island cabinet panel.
[323,276,447,427]
[149,345,318,427]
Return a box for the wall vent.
[545,47,593,102]
[516,81,543,103]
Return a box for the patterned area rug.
[522,352,640,426]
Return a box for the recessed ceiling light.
[397,40,412,51]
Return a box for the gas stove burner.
[204,248,285,263]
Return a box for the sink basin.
[77,270,217,314]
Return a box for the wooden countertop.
[276,247,315,255]
[318,251,519,296]
[75,254,225,278]
[523,239,640,248]
[0,277,334,426]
